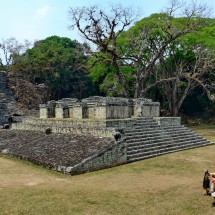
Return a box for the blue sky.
[0,0,214,44]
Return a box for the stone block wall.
[73,105,83,119]
[94,105,107,119]
[87,106,95,118]
[55,104,69,119]
[39,105,49,119]
[11,118,118,138]
[133,99,160,117]
[68,139,127,174]
[153,117,181,126]
[106,105,129,119]
[0,71,18,125]
[39,96,160,120]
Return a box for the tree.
[0,37,31,70]
[130,16,215,116]
[151,43,215,116]
[69,0,215,116]
[68,4,137,97]
[11,36,95,100]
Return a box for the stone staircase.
[125,118,213,162]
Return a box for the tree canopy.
[11,36,95,100]
[0,0,214,118]
[123,14,215,116]
[69,0,215,116]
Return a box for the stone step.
[127,139,210,155]
[125,129,175,138]
[133,125,159,129]
[162,126,191,132]
[134,122,157,124]
[171,134,207,142]
[126,135,207,148]
[134,120,158,124]
[125,127,195,137]
[134,122,159,126]
[127,142,212,162]
[126,134,172,143]
[125,133,169,141]
[125,129,169,136]
[127,139,174,147]
[127,140,174,151]
[133,118,156,121]
[133,119,158,123]
[127,141,212,162]
[127,137,208,147]
[125,129,166,136]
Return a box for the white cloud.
[33,4,50,21]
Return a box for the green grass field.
[0,124,215,215]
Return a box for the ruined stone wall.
[39,96,161,120]
[87,106,95,118]
[94,105,106,119]
[11,117,182,140]
[133,99,160,118]
[0,71,17,125]
[72,105,83,119]
[153,117,181,126]
[11,118,118,138]
[141,104,160,117]
[0,129,115,173]
[13,117,138,129]
[39,105,48,119]
[68,139,127,174]
[106,105,129,119]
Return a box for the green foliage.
[125,15,215,115]
[182,19,215,48]
[181,86,215,118]
[11,36,95,99]
[88,56,135,97]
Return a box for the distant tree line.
[0,0,214,118]
[0,36,96,100]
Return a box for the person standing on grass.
[203,170,210,195]
[210,173,215,206]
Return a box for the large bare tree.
[68,1,214,116]
[0,37,31,70]
[68,5,137,97]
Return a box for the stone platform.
[0,116,211,174]
[0,130,117,172]
[11,117,181,138]
[0,95,212,174]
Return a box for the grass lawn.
[0,124,215,215]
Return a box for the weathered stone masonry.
[0,71,17,125]
[39,96,160,120]
[5,96,213,175]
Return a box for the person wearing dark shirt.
[203,170,210,195]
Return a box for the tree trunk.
[135,69,142,98]
[112,59,128,98]
[165,81,180,117]
[170,102,179,117]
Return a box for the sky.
[0,0,214,44]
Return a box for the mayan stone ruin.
[0,71,18,126]
[39,96,160,119]
[0,96,213,175]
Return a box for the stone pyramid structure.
[0,96,213,174]
[125,118,211,162]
